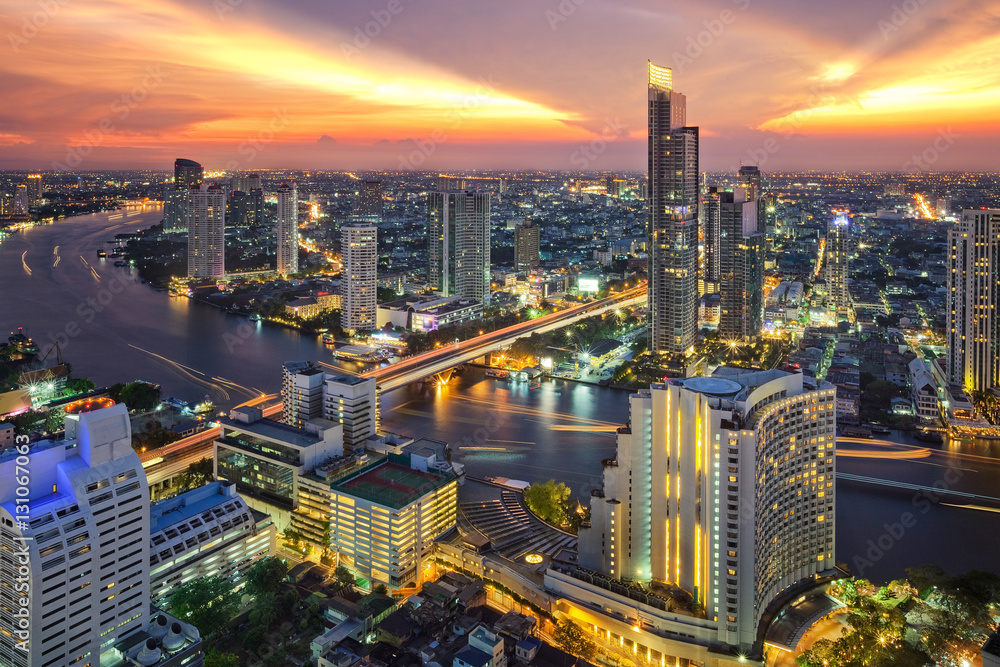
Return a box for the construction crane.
[39,341,63,365]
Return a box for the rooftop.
[221,417,325,448]
[150,481,243,534]
[332,460,455,509]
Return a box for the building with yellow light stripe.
[573,369,836,654]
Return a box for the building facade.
[354,180,383,224]
[148,481,276,606]
[428,190,491,303]
[323,374,379,449]
[0,403,151,667]
[825,214,851,319]
[276,182,298,276]
[577,370,836,650]
[717,187,764,341]
[947,208,1000,391]
[341,224,378,332]
[647,62,699,358]
[514,221,540,272]
[174,158,203,191]
[186,183,226,279]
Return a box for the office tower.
[341,224,378,332]
[737,164,766,234]
[514,221,540,271]
[282,360,326,427]
[354,180,383,223]
[717,187,764,341]
[883,182,906,196]
[702,186,722,294]
[231,172,262,194]
[0,193,8,216]
[149,481,275,606]
[26,174,42,202]
[498,177,507,195]
[324,374,379,449]
[163,188,188,232]
[647,62,699,358]
[0,403,154,667]
[174,158,203,191]
[276,182,298,276]
[427,190,491,303]
[14,184,29,214]
[825,213,851,319]
[438,176,466,192]
[576,370,836,650]
[228,188,263,227]
[187,183,226,279]
[947,209,1000,392]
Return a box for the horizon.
[2,0,998,172]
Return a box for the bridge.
[360,285,648,392]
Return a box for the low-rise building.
[908,358,940,421]
[454,624,506,667]
[107,609,205,667]
[287,296,322,319]
[377,295,484,332]
[148,481,276,605]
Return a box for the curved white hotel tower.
[568,369,836,658]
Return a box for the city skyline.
[2,0,998,172]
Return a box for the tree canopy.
[167,575,240,638]
[244,556,288,598]
[524,479,572,525]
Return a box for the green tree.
[554,620,596,660]
[243,625,267,655]
[373,583,388,595]
[168,575,239,638]
[64,377,96,395]
[523,479,572,525]
[177,457,214,491]
[204,650,240,667]
[250,592,278,628]
[245,556,288,597]
[334,565,355,588]
[117,381,161,412]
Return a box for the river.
[3,208,999,583]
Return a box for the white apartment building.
[186,183,226,279]
[341,224,378,332]
[572,369,837,655]
[276,182,298,276]
[0,403,150,667]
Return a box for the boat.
[841,425,873,438]
[114,260,127,267]
[322,333,337,345]
[914,430,943,444]
[870,425,891,435]
[8,328,39,354]
[96,249,107,258]
[485,368,510,379]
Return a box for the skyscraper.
[231,171,262,194]
[947,209,1000,392]
[276,182,298,276]
[354,180,383,223]
[341,223,378,332]
[701,186,722,294]
[228,188,263,227]
[26,174,42,202]
[13,184,29,214]
[576,370,836,650]
[0,403,154,667]
[825,213,851,319]
[187,183,226,279]
[514,221,540,272]
[717,187,764,341]
[737,164,767,234]
[428,190,491,303]
[647,62,699,358]
[174,158,203,191]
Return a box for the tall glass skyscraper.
[717,187,764,341]
[276,182,298,276]
[427,190,491,303]
[825,213,851,320]
[186,183,226,279]
[647,62,699,358]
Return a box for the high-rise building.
[276,182,298,276]
[228,188,263,227]
[174,158,203,191]
[354,180,383,223]
[701,186,722,294]
[573,370,837,651]
[341,224,378,332]
[26,174,42,202]
[647,62,699,358]
[427,190,491,303]
[717,187,764,341]
[514,221,540,272]
[825,213,851,319]
[163,188,188,233]
[0,402,153,667]
[498,177,507,195]
[323,374,379,449]
[14,184,29,214]
[231,172,262,195]
[737,164,767,234]
[936,197,950,218]
[947,209,1000,392]
[187,183,226,279]
[282,360,326,427]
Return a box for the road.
[363,285,648,391]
